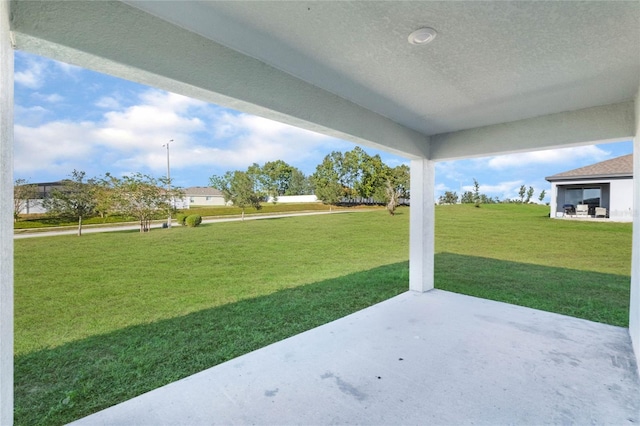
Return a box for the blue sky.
[14,51,634,202]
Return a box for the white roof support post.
[409,158,435,293]
[0,0,14,424]
[630,87,640,371]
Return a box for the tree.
[261,160,295,200]
[538,189,547,203]
[93,173,119,220]
[473,178,481,207]
[42,170,97,236]
[460,191,475,204]
[286,168,312,195]
[438,191,458,204]
[310,154,344,210]
[356,153,386,200]
[112,173,178,232]
[525,186,535,204]
[210,170,262,220]
[518,185,526,203]
[13,179,38,221]
[377,164,409,215]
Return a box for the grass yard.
[14,204,632,425]
[14,202,371,229]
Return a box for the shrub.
[185,215,202,227]
[176,213,188,226]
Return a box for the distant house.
[16,181,65,214]
[545,154,633,222]
[184,187,227,207]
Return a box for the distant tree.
[310,154,344,210]
[42,170,97,236]
[262,160,295,199]
[356,152,386,200]
[473,178,481,207]
[525,186,535,204]
[93,173,119,220]
[112,173,178,232]
[286,168,312,195]
[538,189,547,203]
[479,194,498,204]
[342,147,367,201]
[518,185,526,203]
[460,191,475,204]
[438,191,458,205]
[377,164,409,215]
[210,170,262,220]
[13,178,38,221]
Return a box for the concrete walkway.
[70,290,639,425]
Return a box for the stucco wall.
[609,179,634,221]
[550,178,633,222]
[187,196,227,207]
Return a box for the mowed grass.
[15,210,409,425]
[435,204,632,325]
[14,205,632,425]
[14,202,372,229]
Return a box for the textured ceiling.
[126,1,640,136]
[9,1,640,159]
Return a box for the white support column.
[0,1,13,424]
[409,158,435,292]
[630,88,640,369]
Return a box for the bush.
[176,213,188,226]
[185,215,202,227]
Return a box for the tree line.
[438,179,547,206]
[14,146,411,233]
[14,170,182,236]
[210,146,409,216]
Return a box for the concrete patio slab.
[70,290,639,425]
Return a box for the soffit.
[125,1,640,136]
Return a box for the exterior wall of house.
[187,195,226,206]
[550,178,632,222]
[609,179,634,221]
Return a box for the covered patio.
[71,290,639,425]
[1,2,640,424]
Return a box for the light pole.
[163,139,172,228]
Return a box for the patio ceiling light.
[408,27,437,45]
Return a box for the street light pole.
[164,139,173,228]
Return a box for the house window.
[206,196,211,200]
[189,197,195,202]
[565,187,601,214]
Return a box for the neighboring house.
[184,187,227,207]
[16,181,65,214]
[546,154,633,222]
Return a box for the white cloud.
[30,93,64,103]
[14,121,96,175]
[486,145,611,170]
[95,96,121,109]
[14,87,346,179]
[15,60,47,89]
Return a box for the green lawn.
[14,202,370,229]
[14,204,632,425]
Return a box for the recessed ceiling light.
[408,27,437,45]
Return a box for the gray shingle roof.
[545,154,633,182]
[184,187,224,196]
